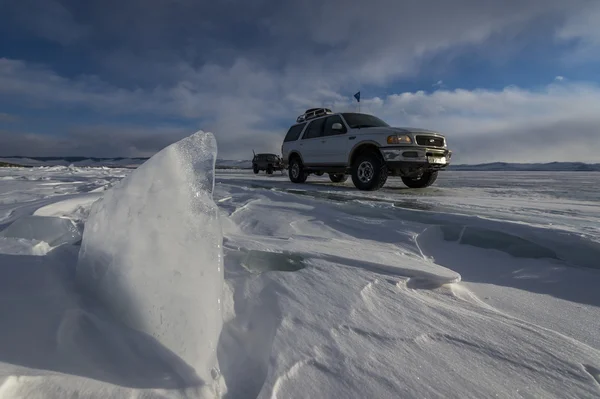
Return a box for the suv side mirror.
[332,122,343,131]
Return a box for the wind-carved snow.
[419,223,600,269]
[0,215,82,255]
[33,193,103,221]
[1,215,81,247]
[76,131,224,392]
[212,172,600,398]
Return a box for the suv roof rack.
[296,107,333,123]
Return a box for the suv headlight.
[387,135,412,144]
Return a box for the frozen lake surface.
[0,164,599,398]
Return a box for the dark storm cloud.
[6,0,582,85]
[3,0,88,45]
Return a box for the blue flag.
[353,91,360,102]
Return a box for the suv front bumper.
[380,146,452,166]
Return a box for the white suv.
[281,108,452,191]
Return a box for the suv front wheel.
[401,171,438,188]
[288,157,308,183]
[351,152,388,191]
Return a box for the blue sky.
[1,0,600,163]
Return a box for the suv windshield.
[341,113,390,129]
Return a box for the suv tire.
[351,151,388,191]
[289,156,308,183]
[329,173,348,183]
[253,165,259,174]
[401,171,438,188]
[267,165,273,175]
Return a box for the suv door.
[299,117,326,165]
[322,115,349,164]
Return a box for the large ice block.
[76,131,224,388]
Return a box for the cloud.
[555,1,600,63]
[2,0,599,162]
[0,58,168,116]
[2,71,600,163]
[555,76,565,81]
[0,113,19,123]
[354,82,600,163]
[255,0,582,86]
[0,57,343,158]
[0,125,192,158]
[1,0,580,89]
[3,0,88,45]
[0,57,289,119]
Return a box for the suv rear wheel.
[351,151,388,191]
[401,171,438,188]
[289,156,308,183]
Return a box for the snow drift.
[76,131,224,392]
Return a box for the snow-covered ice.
[0,153,599,398]
[215,170,600,398]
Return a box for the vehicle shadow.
[0,245,203,390]
[217,175,450,200]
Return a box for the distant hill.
[0,161,23,167]
[215,159,253,169]
[1,157,598,172]
[0,157,148,168]
[448,162,600,172]
[0,156,253,169]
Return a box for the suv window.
[284,123,306,142]
[341,113,390,129]
[324,115,347,136]
[303,118,326,139]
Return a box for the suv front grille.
[416,135,444,147]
